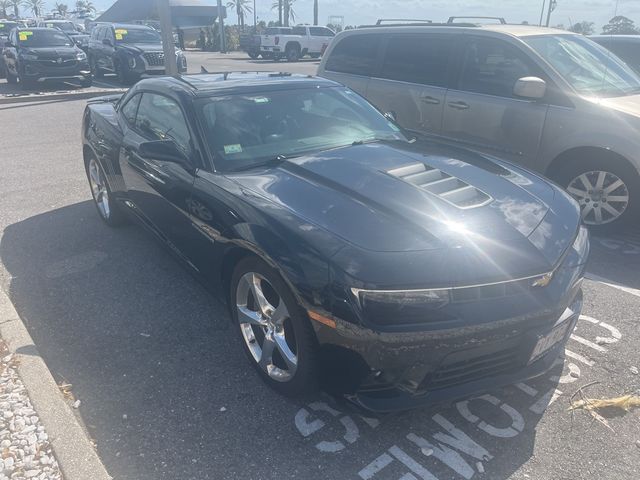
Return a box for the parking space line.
[586,273,640,298]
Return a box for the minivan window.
[379,35,451,87]
[524,34,640,97]
[457,37,536,98]
[325,34,382,76]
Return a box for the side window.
[292,26,306,35]
[95,26,104,41]
[379,34,452,87]
[457,37,538,98]
[135,93,192,155]
[120,94,142,125]
[309,27,334,37]
[325,34,382,76]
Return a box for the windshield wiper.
[229,154,290,172]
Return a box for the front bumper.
[315,231,589,412]
[22,60,91,83]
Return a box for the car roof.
[16,27,55,32]
[353,23,573,38]
[139,73,340,97]
[96,22,155,31]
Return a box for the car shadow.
[0,79,89,96]
[0,201,564,480]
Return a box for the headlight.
[76,52,87,61]
[351,288,451,325]
[21,54,38,61]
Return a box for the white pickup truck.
[260,25,335,62]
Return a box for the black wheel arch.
[546,146,640,185]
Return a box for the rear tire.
[247,51,259,59]
[230,257,318,397]
[554,155,639,231]
[90,57,104,79]
[286,44,300,62]
[85,156,127,227]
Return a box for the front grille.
[451,277,534,303]
[425,347,520,391]
[387,163,492,209]
[143,52,165,66]
[35,59,77,67]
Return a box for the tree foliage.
[568,21,595,35]
[602,15,639,35]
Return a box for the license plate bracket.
[528,319,572,364]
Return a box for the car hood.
[21,46,79,59]
[118,43,163,53]
[228,141,580,284]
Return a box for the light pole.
[545,0,557,27]
[539,0,546,26]
[254,0,257,28]
[157,0,178,77]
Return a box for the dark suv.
[37,20,90,52]
[88,23,187,84]
[2,27,91,88]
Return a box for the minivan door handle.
[420,95,441,105]
[448,101,470,110]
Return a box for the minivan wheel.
[558,159,638,229]
[230,257,318,396]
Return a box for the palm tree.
[25,0,43,17]
[313,0,318,26]
[0,0,10,18]
[54,2,68,16]
[226,0,252,30]
[271,0,295,26]
[8,0,22,18]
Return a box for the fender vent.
[387,163,492,209]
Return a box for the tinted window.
[197,87,408,172]
[292,27,306,35]
[136,94,191,155]
[309,27,334,37]
[115,27,160,44]
[0,22,18,35]
[457,37,536,98]
[120,94,141,125]
[606,43,640,72]
[379,35,451,87]
[325,34,381,76]
[17,30,73,47]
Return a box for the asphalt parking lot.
[0,63,639,479]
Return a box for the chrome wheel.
[236,272,298,382]
[88,158,111,220]
[567,170,629,225]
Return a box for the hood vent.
[387,163,492,209]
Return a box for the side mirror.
[513,76,546,100]
[102,38,113,47]
[138,140,190,166]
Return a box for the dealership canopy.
[97,0,226,28]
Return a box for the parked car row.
[241,25,335,62]
[0,22,186,88]
[318,23,640,229]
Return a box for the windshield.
[18,30,73,47]
[197,86,409,171]
[115,27,161,44]
[46,22,76,33]
[524,34,640,97]
[0,22,18,35]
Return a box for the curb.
[0,288,112,480]
[0,89,126,105]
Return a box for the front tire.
[556,156,638,230]
[230,257,318,396]
[85,156,126,227]
[247,51,259,59]
[90,57,104,78]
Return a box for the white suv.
[318,24,640,228]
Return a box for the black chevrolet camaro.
[81,73,589,411]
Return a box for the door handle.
[421,95,440,105]
[448,101,470,110]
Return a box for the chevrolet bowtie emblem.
[57,57,63,64]
[531,272,554,288]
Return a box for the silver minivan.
[318,24,640,229]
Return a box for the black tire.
[230,256,318,396]
[115,61,131,85]
[310,53,321,59]
[0,61,6,79]
[286,44,300,62]
[554,154,639,231]
[80,78,93,88]
[85,156,127,227]
[90,57,104,78]
[247,51,259,59]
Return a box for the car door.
[321,33,383,96]
[441,36,549,166]
[102,27,116,72]
[367,33,453,135]
[119,92,200,263]
[93,26,106,69]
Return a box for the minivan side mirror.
[102,38,113,47]
[138,140,190,167]
[513,76,547,100]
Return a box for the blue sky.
[27,1,640,32]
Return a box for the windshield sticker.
[253,97,270,104]
[46,23,53,28]
[115,33,124,40]
[0,24,5,28]
[115,29,128,35]
[224,144,243,154]
[18,31,33,41]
